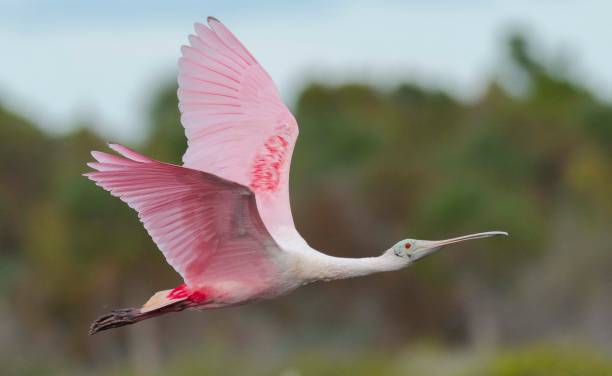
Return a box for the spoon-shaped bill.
[410,231,508,262]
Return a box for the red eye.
[404,243,412,249]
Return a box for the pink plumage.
[86,144,280,289]
[86,19,305,334]
[86,17,507,335]
[178,17,300,243]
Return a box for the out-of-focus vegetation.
[1,35,611,375]
[470,344,612,376]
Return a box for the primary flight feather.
[86,17,506,334]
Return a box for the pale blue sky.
[1,1,610,140]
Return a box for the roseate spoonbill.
[86,17,507,335]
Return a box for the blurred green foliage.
[1,34,611,374]
[91,343,612,376]
[471,344,612,376]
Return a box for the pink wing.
[85,144,282,289]
[178,17,304,247]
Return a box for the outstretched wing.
[85,144,282,289]
[178,17,305,248]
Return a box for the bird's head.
[386,231,508,265]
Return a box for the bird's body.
[87,17,506,334]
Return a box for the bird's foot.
[89,308,141,335]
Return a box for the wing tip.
[107,143,152,163]
[90,150,108,162]
[207,16,221,25]
[187,34,199,44]
[193,22,208,34]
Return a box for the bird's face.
[391,231,508,263]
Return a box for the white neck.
[298,251,405,283]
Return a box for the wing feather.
[85,144,282,290]
[178,18,306,248]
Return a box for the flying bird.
[86,17,507,335]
